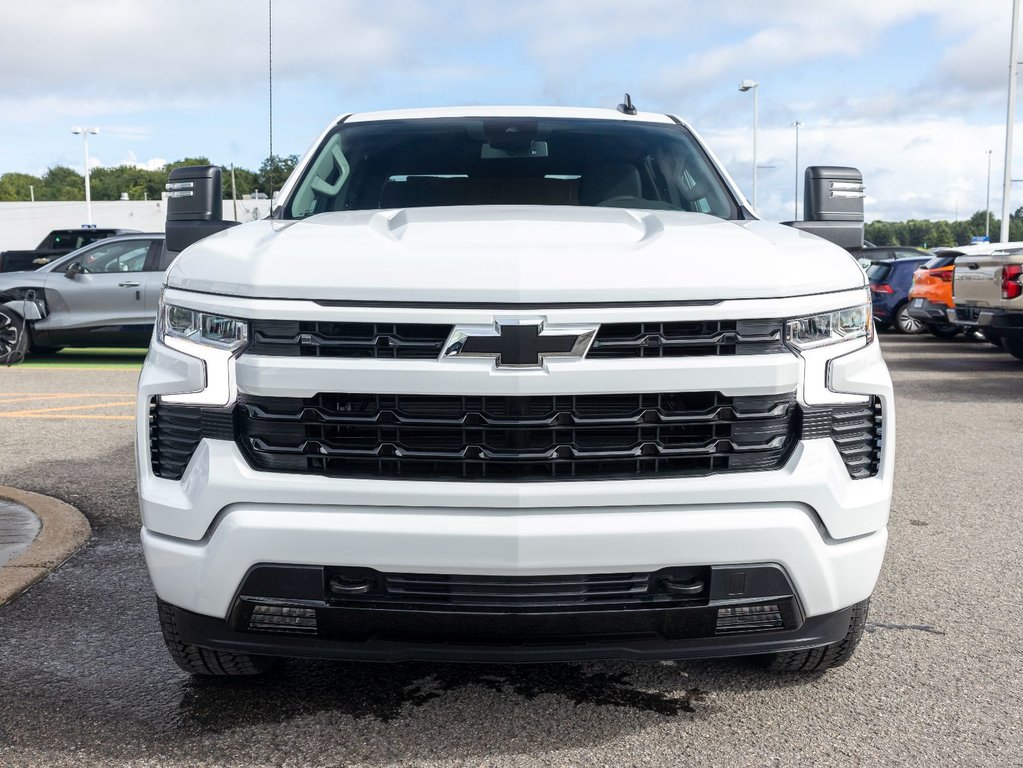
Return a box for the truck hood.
[166,206,866,303]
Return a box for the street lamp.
[792,120,803,220]
[70,126,99,225]
[739,79,759,208]
[987,149,993,240]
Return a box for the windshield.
[284,118,739,220]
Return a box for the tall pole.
[739,80,760,209]
[1001,0,1020,243]
[987,149,993,239]
[792,120,802,220]
[71,127,99,226]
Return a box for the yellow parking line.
[0,413,134,420]
[0,400,135,417]
[0,393,135,403]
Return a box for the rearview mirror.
[164,165,240,254]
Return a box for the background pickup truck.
[0,227,137,273]
[950,242,1023,360]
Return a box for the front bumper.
[137,294,893,662]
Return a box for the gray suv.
[0,233,166,358]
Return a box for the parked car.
[0,233,166,360]
[855,246,929,270]
[0,227,138,273]
[949,242,1023,360]
[867,256,931,332]
[906,253,961,338]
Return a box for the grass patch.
[19,348,147,370]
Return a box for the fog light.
[715,604,784,634]
[248,604,318,634]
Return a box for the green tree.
[256,154,299,197]
[0,172,43,201]
[929,220,955,248]
[40,166,84,201]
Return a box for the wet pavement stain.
[910,519,929,527]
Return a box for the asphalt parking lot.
[0,334,1021,768]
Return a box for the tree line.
[865,209,1023,248]
[0,155,299,203]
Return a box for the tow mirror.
[782,166,865,250]
[164,165,240,254]
[64,262,82,279]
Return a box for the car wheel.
[894,303,924,334]
[158,599,277,676]
[925,323,961,339]
[759,599,870,673]
[1003,336,1023,361]
[0,307,28,365]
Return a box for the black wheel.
[894,303,924,334]
[158,599,276,676]
[925,323,961,339]
[759,599,869,673]
[1003,336,1023,361]
[0,307,28,365]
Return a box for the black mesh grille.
[248,320,450,359]
[325,568,710,613]
[588,319,786,358]
[802,398,882,479]
[148,401,234,480]
[235,391,799,481]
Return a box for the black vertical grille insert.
[149,401,234,480]
[235,392,799,481]
[801,398,883,479]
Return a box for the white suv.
[137,106,892,676]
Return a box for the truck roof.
[338,106,679,125]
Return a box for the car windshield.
[283,118,739,220]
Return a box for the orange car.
[907,253,961,338]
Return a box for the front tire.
[0,307,28,365]
[894,303,924,334]
[158,599,276,676]
[759,599,869,673]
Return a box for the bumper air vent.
[148,400,234,480]
[801,397,883,479]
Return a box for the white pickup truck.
[137,105,893,676]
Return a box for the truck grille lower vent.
[148,401,234,481]
[800,398,883,479]
[234,391,799,481]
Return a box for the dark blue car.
[867,257,931,333]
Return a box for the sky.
[0,0,1017,223]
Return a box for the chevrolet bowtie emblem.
[442,319,598,368]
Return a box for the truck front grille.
[234,391,799,481]
[246,318,788,359]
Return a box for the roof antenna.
[617,93,637,115]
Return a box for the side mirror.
[782,166,865,250]
[164,165,240,254]
[64,262,82,279]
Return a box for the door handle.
[118,281,141,287]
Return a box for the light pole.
[987,149,993,239]
[739,80,759,208]
[70,126,99,225]
[792,120,803,220]
[1001,0,1020,242]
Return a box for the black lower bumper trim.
[169,603,854,662]
[906,299,952,323]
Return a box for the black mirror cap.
[803,166,864,223]
[165,220,240,254]
[64,262,81,279]
[782,220,864,251]
[166,165,223,222]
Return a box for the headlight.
[785,303,873,351]
[159,304,248,352]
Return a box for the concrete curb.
[0,486,91,606]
